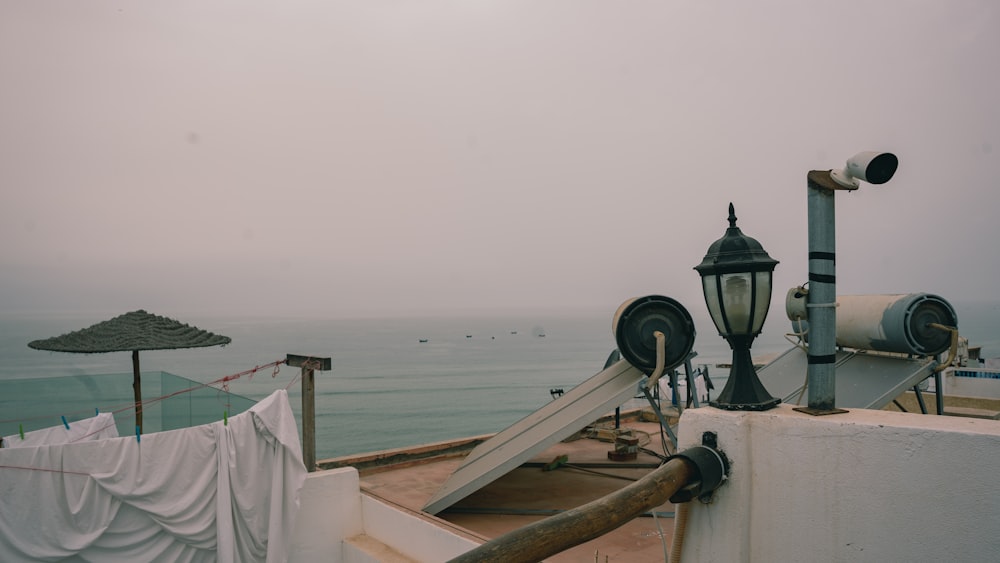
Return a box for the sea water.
[2,301,998,459]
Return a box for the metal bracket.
[668,432,730,503]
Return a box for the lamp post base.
[711,397,781,411]
[793,406,849,416]
[710,336,780,411]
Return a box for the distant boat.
[419,339,428,343]
[466,335,472,338]
[511,331,517,335]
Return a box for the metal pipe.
[913,385,929,414]
[801,154,897,413]
[684,357,700,409]
[934,371,944,415]
[641,385,678,449]
[804,171,841,412]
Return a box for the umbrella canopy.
[28,310,231,353]
[28,310,231,432]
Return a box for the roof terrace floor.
[354,419,678,562]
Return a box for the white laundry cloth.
[0,389,306,562]
[1,412,119,449]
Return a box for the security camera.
[829,151,898,188]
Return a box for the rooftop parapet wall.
[677,404,1000,562]
[289,467,364,562]
[289,468,480,563]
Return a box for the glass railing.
[0,371,255,439]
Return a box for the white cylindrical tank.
[793,293,956,356]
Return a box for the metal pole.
[640,384,678,449]
[913,384,928,414]
[684,357,700,409]
[800,171,847,415]
[934,371,944,415]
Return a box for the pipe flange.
[667,444,729,503]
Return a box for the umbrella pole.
[132,350,143,434]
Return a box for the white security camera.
[829,151,898,188]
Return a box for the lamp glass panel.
[751,271,773,334]
[702,275,728,335]
[721,272,753,335]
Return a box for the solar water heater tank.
[791,293,957,356]
[612,295,695,375]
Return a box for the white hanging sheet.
[0,389,307,563]
[1,412,119,449]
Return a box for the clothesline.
[0,463,92,476]
[0,358,294,427]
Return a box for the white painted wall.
[289,467,364,562]
[943,369,1000,399]
[360,496,480,561]
[288,467,480,563]
[676,404,1000,562]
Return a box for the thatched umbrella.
[28,310,231,433]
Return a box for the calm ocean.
[2,300,998,459]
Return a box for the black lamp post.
[694,203,780,411]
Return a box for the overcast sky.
[1,1,997,321]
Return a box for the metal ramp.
[757,346,937,409]
[423,359,647,515]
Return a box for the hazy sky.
[1,1,997,321]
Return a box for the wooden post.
[286,354,332,472]
[132,350,143,434]
[447,457,696,563]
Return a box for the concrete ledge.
[943,406,1000,419]
[319,435,494,474]
[887,390,1000,414]
[344,534,418,563]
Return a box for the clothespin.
[19,424,24,440]
[135,425,141,443]
[224,410,228,426]
[61,416,70,430]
